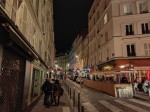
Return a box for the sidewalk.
[134,91,150,101]
[67,78,150,102]
[31,87,73,112]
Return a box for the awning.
[0,7,48,69]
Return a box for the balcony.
[124,12,133,15]
[140,10,148,14]
[126,31,134,36]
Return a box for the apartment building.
[55,53,69,74]
[0,0,54,111]
[69,47,75,71]
[88,0,150,79]
[73,35,83,71]
[82,34,89,68]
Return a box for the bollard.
[73,87,75,107]
[78,91,80,112]
[81,106,84,112]
[70,88,71,99]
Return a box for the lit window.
[104,13,108,24]
[137,0,148,14]
[123,3,132,15]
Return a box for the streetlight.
[67,63,70,67]
[55,64,58,68]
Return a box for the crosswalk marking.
[99,100,123,112]
[62,107,70,112]
[115,100,149,112]
[82,102,99,112]
[128,99,150,107]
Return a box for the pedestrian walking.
[41,78,54,108]
[53,80,64,106]
[79,76,84,88]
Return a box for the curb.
[133,95,150,101]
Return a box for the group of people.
[41,78,64,108]
[133,78,150,93]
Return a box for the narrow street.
[1,0,150,112]
[65,79,150,112]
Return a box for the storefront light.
[120,65,125,68]
[76,55,78,58]
[55,64,58,67]
[51,70,54,73]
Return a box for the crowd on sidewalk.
[41,78,64,108]
[133,77,150,94]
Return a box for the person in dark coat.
[121,75,128,84]
[41,78,54,108]
[53,80,63,106]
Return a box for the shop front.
[0,9,48,111]
[84,70,133,98]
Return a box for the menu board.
[117,87,133,98]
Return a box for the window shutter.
[148,21,150,33]
[149,43,150,56]
[130,24,133,34]
[144,43,147,49]
[145,23,148,33]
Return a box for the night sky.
[53,0,93,54]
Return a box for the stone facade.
[88,0,150,70]
[0,0,55,111]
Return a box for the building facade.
[69,47,75,71]
[0,0,55,111]
[88,0,150,80]
[55,53,69,74]
[82,34,89,69]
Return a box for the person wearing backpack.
[53,80,64,106]
[41,78,54,108]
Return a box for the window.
[141,23,150,34]
[0,0,5,6]
[126,24,134,35]
[123,3,132,15]
[17,0,23,8]
[144,43,150,56]
[106,49,109,60]
[104,13,108,24]
[138,1,148,14]
[126,44,136,56]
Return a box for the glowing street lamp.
[76,55,78,58]
[55,64,58,68]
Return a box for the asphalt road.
[65,78,150,112]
